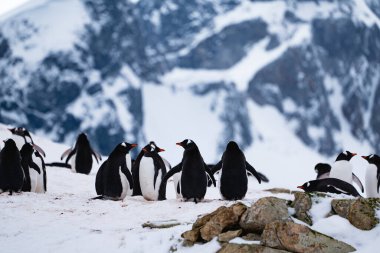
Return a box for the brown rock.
[264,188,292,194]
[348,198,380,230]
[241,233,261,241]
[239,197,291,233]
[291,192,313,225]
[181,229,200,243]
[193,206,226,229]
[261,221,356,253]
[218,229,242,242]
[331,199,354,219]
[217,243,291,253]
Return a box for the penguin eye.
[306,182,310,187]
[121,143,126,147]
[370,154,374,159]
[187,139,192,145]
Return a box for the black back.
[0,139,24,193]
[314,163,331,179]
[20,143,35,192]
[298,178,361,197]
[95,142,135,199]
[70,133,99,175]
[336,151,356,161]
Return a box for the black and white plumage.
[158,139,216,203]
[60,133,102,174]
[297,178,361,197]
[0,139,24,194]
[211,141,269,200]
[95,142,136,200]
[20,143,41,192]
[132,141,170,201]
[362,154,380,197]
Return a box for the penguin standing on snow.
[20,143,41,192]
[8,127,46,155]
[315,151,364,192]
[297,178,361,197]
[158,139,216,203]
[0,139,24,194]
[132,142,170,201]
[211,141,269,200]
[95,142,136,200]
[60,133,102,175]
[361,154,380,197]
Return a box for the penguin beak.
[361,155,368,160]
[297,186,304,190]
[352,153,357,156]
[176,142,183,147]
[158,148,165,152]
[131,144,137,149]
[142,148,148,153]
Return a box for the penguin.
[94,142,136,200]
[0,139,24,194]
[361,154,380,197]
[158,139,216,203]
[211,141,269,200]
[20,143,41,192]
[33,149,47,193]
[314,152,364,193]
[8,127,46,155]
[132,142,169,201]
[297,178,361,197]
[59,133,102,174]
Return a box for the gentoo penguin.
[315,152,364,192]
[362,154,380,197]
[8,127,46,155]
[20,143,41,192]
[95,142,136,200]
[60,133,102,174]
[211,141,269,200]
[0,139,24,194]
[158,139,216,203]
[132,142,169,200]
[297,178,361,197]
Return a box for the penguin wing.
[121,164,134,190]
[352,173,364,193]
[210,160,222,175]
[326,184,361,197]
[256,171,269,183]
[60,148,73,160]
[131,151,144,196]
[95,161,107,195]
[91,149,102,163]
[65,149,77,164]
[377,172,380,193]
[245,162,262,184]
[30,162,41,174]
[158,162,182,201]
[204,162,216,187]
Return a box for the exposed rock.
[331,199,354,219]
[348,198,380,230]
[142,220,182,229]
[182,229,200,244]
[291,192,313,225]
[264,188,292,194]
[217,243,291,253]
[218,229,242,242]
[261,221,356,253]
[241,233,261,241]
[239,197,292,233]
[193,206,225,229]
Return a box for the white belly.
[330,161,352,183]
[70,153,77,173]
[173,171,182,199]
[29,168,38,192]
[139,157,161,201]
[365,164,380,198]
[33,153,45,193]
[119,168,130,200]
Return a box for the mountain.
[0,0,379,160]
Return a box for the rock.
[264,188,292,194]
[218,229,242,242]
[193,206,226,229]
[331,199,354,219]
[182,229,200,244]
[239,197,292,233]
[348,198,380,230]
[241,233,261,241]
[217,243,291,253]
[142,220,182,229]
[261,221,356,253]
[291,192,313,225]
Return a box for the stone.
[291,192,313,225]
[239,197,292,233]
[241,233,261,241]
[218,229,242,242]
[264,188,292,194]
[331,199,354,219]
[217,243,291,253]
[261,221,356,253]
[181,229,200,243]
[348,198,380,230]
[142,220,182,229]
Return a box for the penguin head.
[314,163,331,174]
[335,151,357,161]
[8,127,33,143]
[77,133,89,143]
[226,141,240,151]
[297,181,314,192]
[3,138,17,148]
[118,142,137,154]
[176,139,196,150]
[142,141,165,154]
[361,154,380,165]
[20,143,34,156]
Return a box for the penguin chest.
[173,171,182,199]
[33,153,45,193]
[119,167,130,200]
[330,161,352,183]
[365,164,380,198]
[70,153,77,173]
[29,168,38,192]
[139,157,161,201]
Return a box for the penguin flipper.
[245,162,261,184]
[121,164,134,190]
[158,163,182,200]
[204,163,216,187]
[210,160,222,175]
[30,162,41,174]
[352,173,364,193]
[131,151,144,196]
[91,149,102,163]
[65,149,76,164]
[60,148,72,160]
[256,171,269,183]
[95,162,106,195]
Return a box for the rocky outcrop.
[239,197,292,233]
[261,221,356,253]
[217,243,291,253]
[291,192,313,225]
[218,229,242,242]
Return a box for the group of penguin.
[298,151,380,198]
[1,127,380,201]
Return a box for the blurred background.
[0,0,379,167]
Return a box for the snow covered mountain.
[0,0,379,161]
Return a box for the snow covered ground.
[0,124,379,252]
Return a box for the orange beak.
[131,144,137,148]
[176,142,182,147]
[352,153,357,156]
[361,155,368,160]
[158,148,165,152]
[297,186,304,190]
